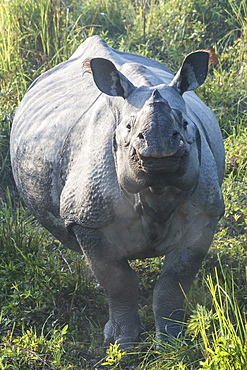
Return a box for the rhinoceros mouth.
[131,148,185,174]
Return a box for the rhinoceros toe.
[103,319,145,349]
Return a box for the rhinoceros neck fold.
[133,186,194,224]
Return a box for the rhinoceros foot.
[103,318,145,348]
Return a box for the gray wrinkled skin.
[10,36,224,347]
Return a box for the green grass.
[0,0,247,368]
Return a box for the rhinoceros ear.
[169,51,209,95]
[83,57,135,98]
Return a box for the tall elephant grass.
[0,0,83,99]
[0,0,247,368]
[0,0,83,190]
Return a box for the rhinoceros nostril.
[171,131,180,142]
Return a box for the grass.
[0,0,247,368]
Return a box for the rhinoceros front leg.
[72,225,144,347]
[153,218,218,343]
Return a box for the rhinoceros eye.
[126,115,136,131]
[183,120,188,129]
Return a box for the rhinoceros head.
[83,51,209,193]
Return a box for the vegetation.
[0,0,246,368]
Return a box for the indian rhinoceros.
[10,35,224,347]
